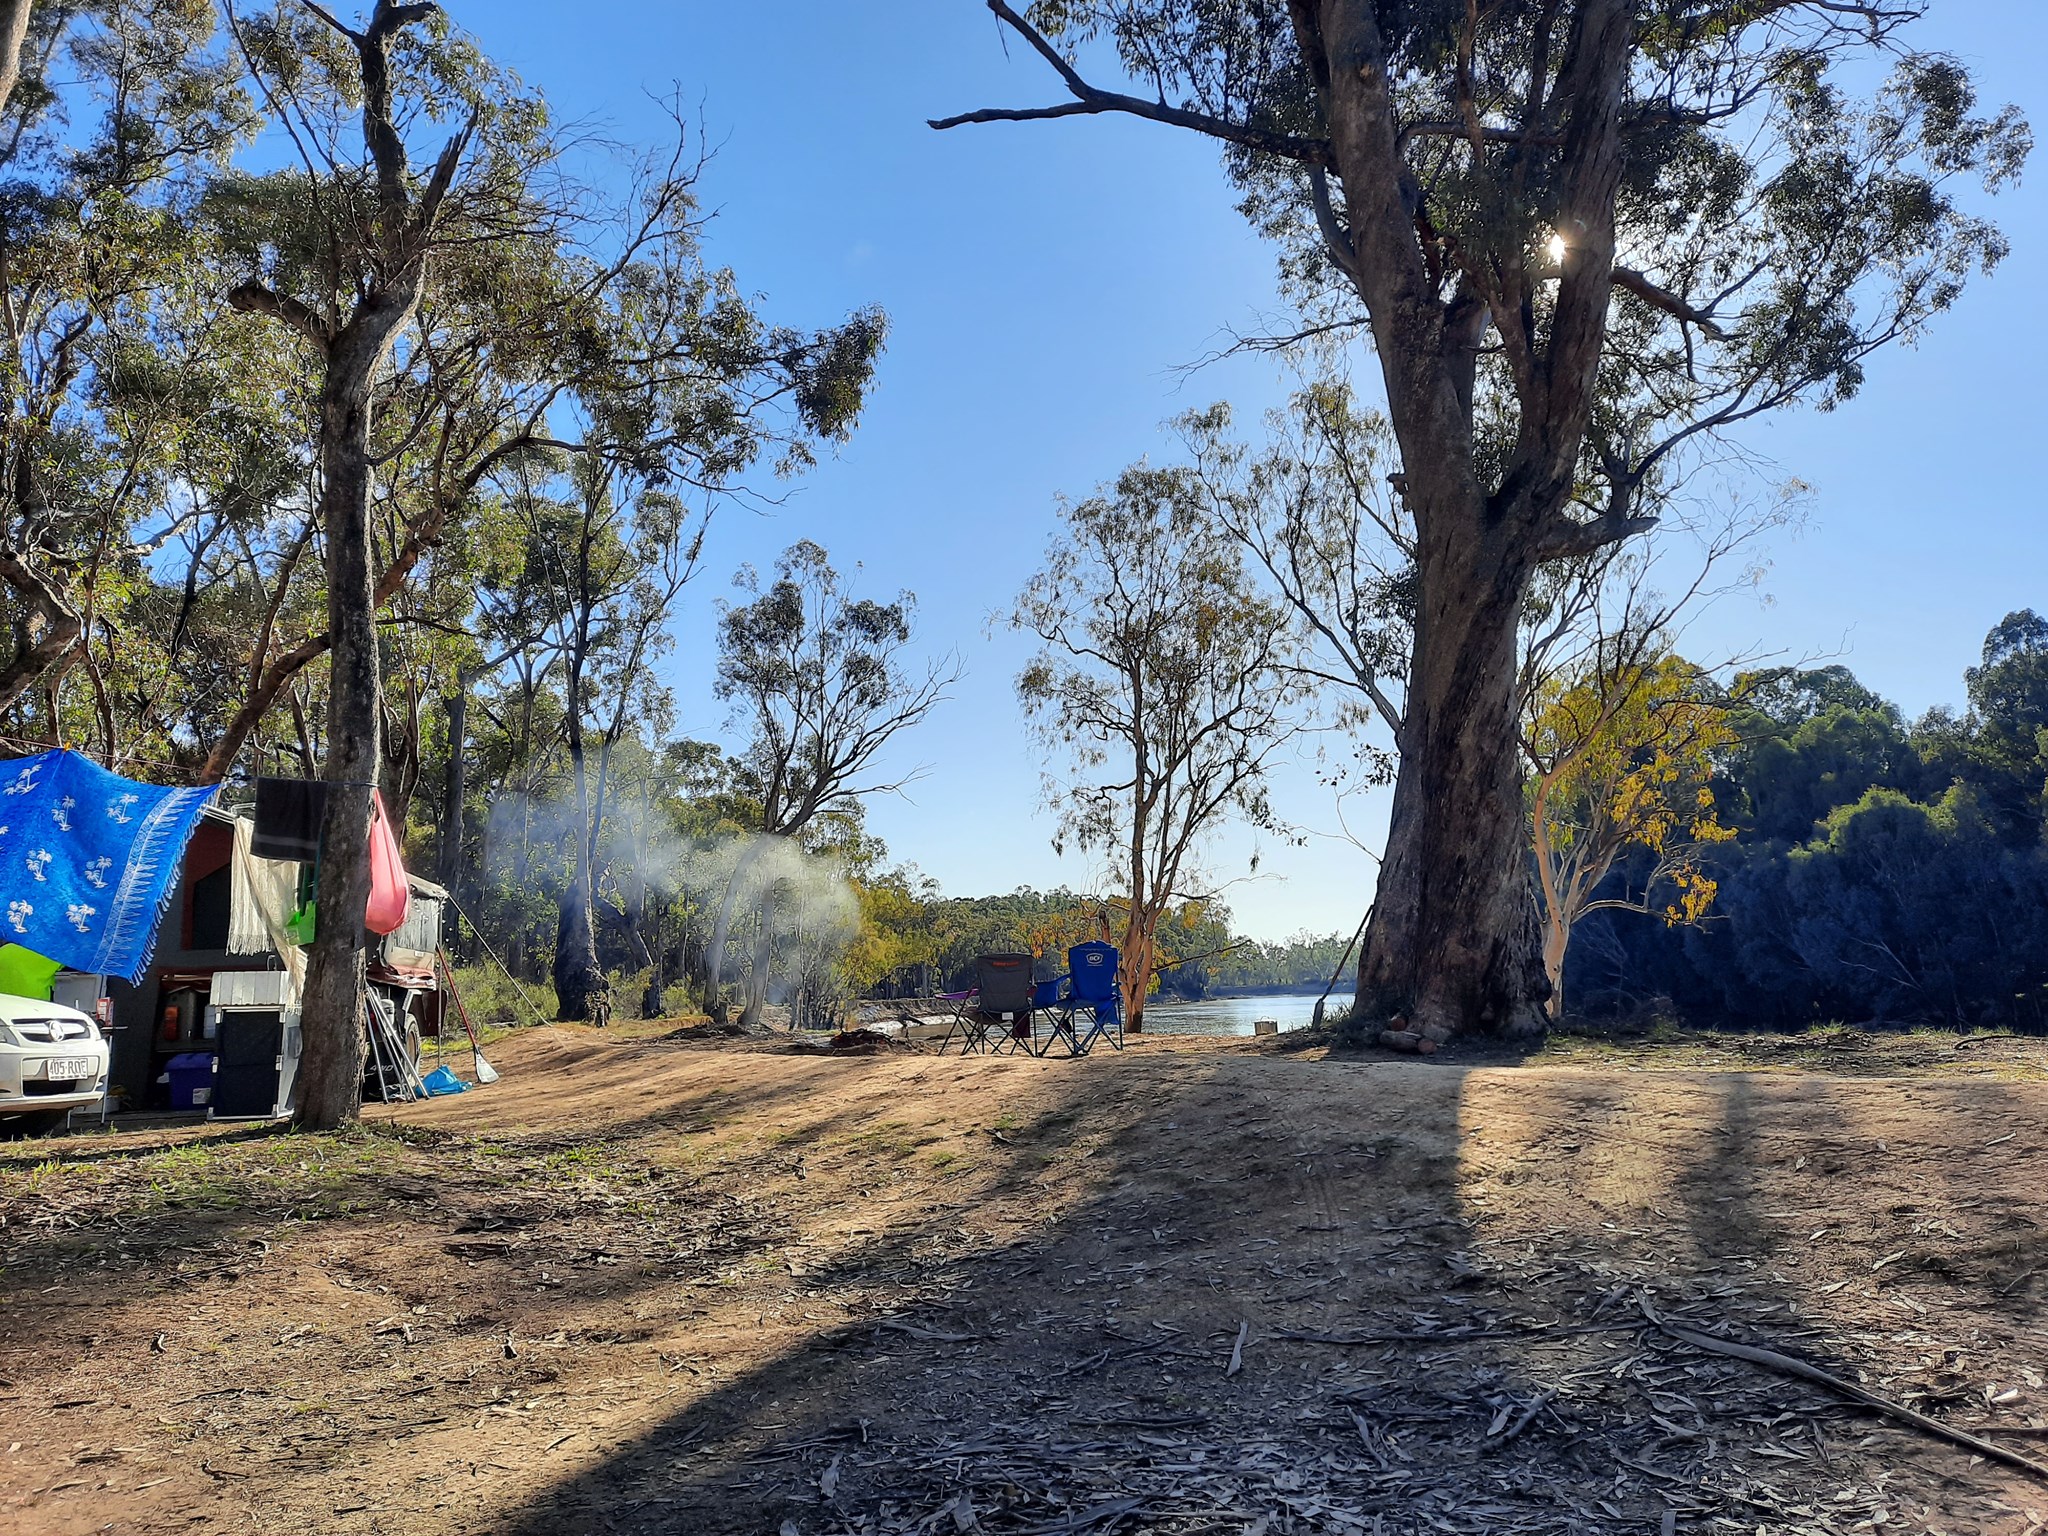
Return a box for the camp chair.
[1039,940,1123,1056]
[937,953,1039,1054]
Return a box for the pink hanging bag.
[364,790,412,936]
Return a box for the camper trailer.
[98,805,448,1118]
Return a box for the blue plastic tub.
[165,1051,214,1111]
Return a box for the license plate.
[45,1057,94,1081]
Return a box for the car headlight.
[0,1022,19,1047]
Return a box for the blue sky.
[469,3,2048,941]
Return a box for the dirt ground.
[5,1023,2048,1535]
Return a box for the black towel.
[252,777,328,862]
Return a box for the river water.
[1135,992,1326,1038]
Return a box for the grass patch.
[1534,1018,2048,1080]
[445,965,554,1030]
[0,1124,407,1223]
[836,1120,917,1157]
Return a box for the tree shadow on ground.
[8,1038,2047,1536]
[485,1051,2048,1536]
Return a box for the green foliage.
[445,965,553,1031]
[0,0,887,796]
[996,1,2028,524]
[715,541,947,838]
[1735,703,1921,845]
[1572,613,2048,1030]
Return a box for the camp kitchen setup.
[0,748,468,1131]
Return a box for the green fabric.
[0,944,61,1000]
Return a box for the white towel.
[227,816,305,994]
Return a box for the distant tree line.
[843,884,1345,1003]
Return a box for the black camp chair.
[938,953,1040,1054]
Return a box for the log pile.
[1377,1013,1449,1054]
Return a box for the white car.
[0,994,109,1137]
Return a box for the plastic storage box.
[164,1051,214,1111]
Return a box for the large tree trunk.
[1120,911,1156,1034]
[1351,517,1548,1041]
[1540,912,1569,1023]
[640,894,664,1018]
[1316,1,1626,1044]
[552,748,604,1021]
[552,869,602,1021]
[1530,773,1574,1023]
[295,339,394,1131]
[0,0,32,120]
[437,685,466,892]
[738,884,776,1030]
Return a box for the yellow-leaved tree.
[839,874,940,1001]
[1523,652,1735,1020]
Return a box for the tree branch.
[0,546,82,715]
[929,0,1331,167]
[1308,166,1360,282]
[1531,470,1657,563]
[348,0,442,227]
[409,113,476,248]
[226,279,331,347]
[1611,265,1727,341]
[299,0,361,41]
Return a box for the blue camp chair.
[1040,941,1123,1056]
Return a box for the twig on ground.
[1273,1321,1636,1346]
[1489,1389,1556,1447]
[877,1320,990,1344]
[1642,1302,2048,1485]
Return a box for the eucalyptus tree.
[1015,464,1298,1031]
[706,541,954,1027]
[1524,648,1733,1019]
[215,2,884,1124]
[0,1,255,731]
[1188,380,1794,1030]
[938,0,2027,1039]
[212,0,513,1127]
[488,457,701,1021]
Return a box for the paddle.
[437,945,499,1084]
